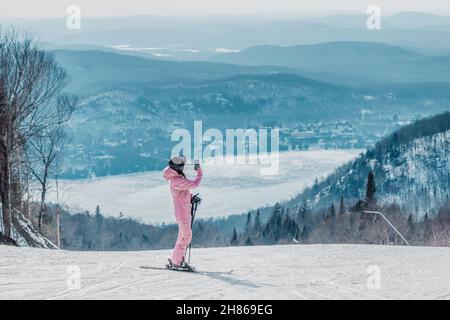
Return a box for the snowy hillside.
[293,113,450,217]
[1,244,449,300]
[379,131,449,214]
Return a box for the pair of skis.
[139,258,196,273]
[139,264,233,275]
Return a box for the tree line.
[230,171,450,247]
[33,171,449,251]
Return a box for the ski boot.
[166,258,196,272]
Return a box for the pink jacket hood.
[163,166,179,180]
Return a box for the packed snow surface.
[1,244,449,300]
[48,150,361,223]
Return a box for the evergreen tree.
[301,225,308,241]
[253,210,262,232]
[230,228,238,246]
[95,205,103,227]
[407,214,414,229]
[422,212,431,242]
[406,214,415,242]
[263,204,282,243]
[327,204,337,241]
[365,171,376,205]
[311,178,319,193]
[329,204,336,219]
[297,202,308,223]
[339,196,345,216]
[245,212,252,234]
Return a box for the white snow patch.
[112,44,131,49]
[214,48,241,53]
[151,53,172,57]
[175,49,200,53]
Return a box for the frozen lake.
[48,149,362,223]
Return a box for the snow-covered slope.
[1,244,449,300]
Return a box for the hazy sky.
[1,0,450,19]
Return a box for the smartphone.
[194,160,200,171]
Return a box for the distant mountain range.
[56,49,450,178]
[29,39,449,179]
[55,40,450,93]
[54,49,308,94]
[5,11,450,61]
[211,41,450,84]
[303,11,450,29]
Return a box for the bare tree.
[55,176,62,248]
[22,151,32,219]
[29,124,66,231]
[0,28,76,240]
[0,78,12,237]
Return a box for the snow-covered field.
[48,150,361,223]
[1,244,449,300]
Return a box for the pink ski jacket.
[163,166,203,219]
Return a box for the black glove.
[191,193,201,205]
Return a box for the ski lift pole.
[363,210,410,246]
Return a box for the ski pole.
[187,203,194,264]
[187,201,198,264]
[187,194,200,264]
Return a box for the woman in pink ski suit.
[163,156,202,267]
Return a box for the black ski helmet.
[169,155,186,172]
